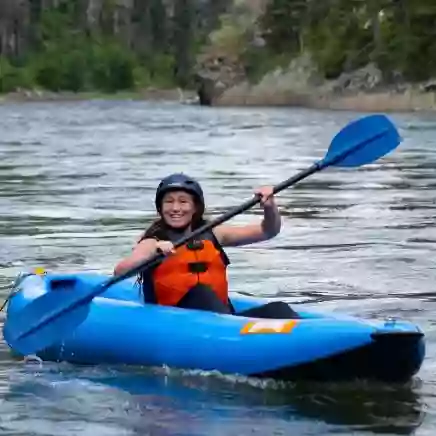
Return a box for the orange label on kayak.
[240,319,298,335]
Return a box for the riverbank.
[2,79,436,114]
[195,54,436,113]
[0,88,199,104]
[214,85,436,113]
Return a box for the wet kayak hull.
[3,272,425,383]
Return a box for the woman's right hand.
[155,240,176,254]
[114,238,175,276]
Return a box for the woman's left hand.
[255,186,275,208]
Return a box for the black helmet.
[155,173,205,214]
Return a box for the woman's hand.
[155,240,176,254]
[255,186,275,208]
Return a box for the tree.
[173,0,194,87]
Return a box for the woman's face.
[161,190,196,228]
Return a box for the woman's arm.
[113,239,158,276]
[214,186,281,247]
[113,239,176,276]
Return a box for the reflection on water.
[0,101,435,435]
[0,363,426,436]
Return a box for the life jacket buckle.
[188,262,208,273]
[187,240,204,250]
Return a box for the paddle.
[3,114,402,356]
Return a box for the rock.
[194,49,247,105]
[193,0,269,105]
[332,63,383,93]
[420,79,436,93]
[195,74,216,106]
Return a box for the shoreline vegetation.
[2,1,436,112]
[3,87,436,114]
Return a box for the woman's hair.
[138,218,166,242]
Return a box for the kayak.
[3,271,425,383]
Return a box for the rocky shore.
[195,54,436,113]
[3,59,436,114]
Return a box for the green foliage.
[376,0,436,81]
[261,0,307,55]
[260,0,436,83]
[5,0,436,95]
[241,47,292,84]
[144,53,176,88]
[90,42,137,92]
[0,0,181,94]
[173,0,195,88]
[0,57,34,93]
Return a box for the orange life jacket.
[151,235,229,307]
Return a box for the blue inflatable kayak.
[3,271,425,383]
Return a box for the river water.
[0,100,435,435]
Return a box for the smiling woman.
[113,173,296,318]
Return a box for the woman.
[114,173,299,319]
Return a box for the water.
[0,100,435,435]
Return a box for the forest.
[0,0,435,94]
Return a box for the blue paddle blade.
[3,278,91,356]
[322,114,402,168]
